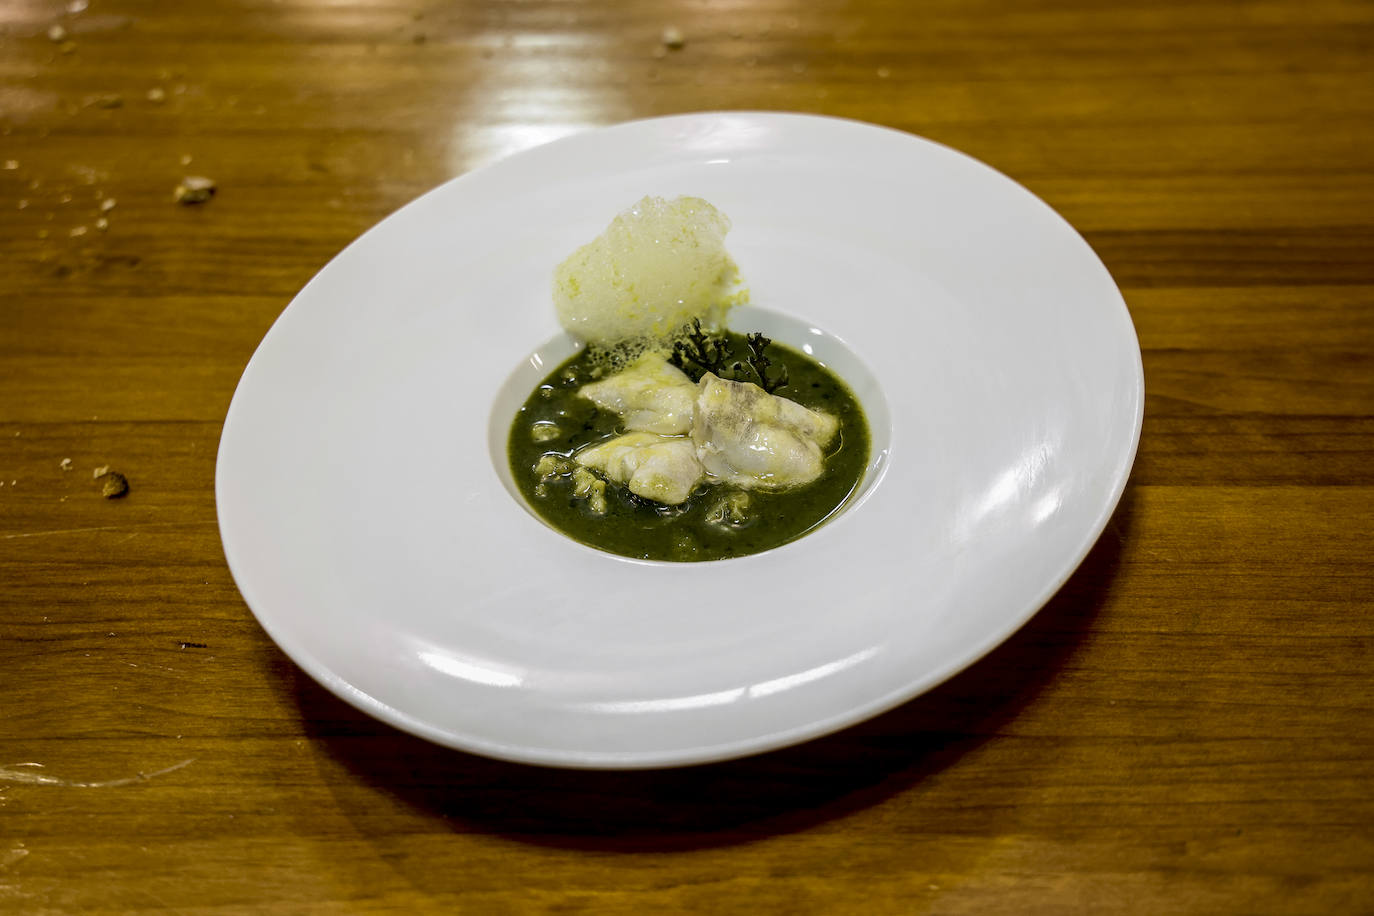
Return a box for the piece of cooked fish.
[575,432,705,505]
[578,353,698,435]
[691,373,839,490]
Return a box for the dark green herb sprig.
[741,332,789,394]
[670,320,790,393]
[670,318,735,379]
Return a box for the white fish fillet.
[578,354,698,435]
[575,432,705,505]
[691,373,839,490]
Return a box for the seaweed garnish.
[742,332,789,394]
[670,321,789,393]
[669,318,735,379]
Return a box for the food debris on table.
[47,24,68,42]
[175,176,216,204]
[661,26,685,49]
[97,469,130,498]
[147,87,166,103]
[59,458,72,471]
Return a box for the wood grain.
[3,0,1373,912]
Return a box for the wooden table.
[3,0,1372,912]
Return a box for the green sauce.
[508,332,870,562]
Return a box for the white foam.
[553,196,740,348]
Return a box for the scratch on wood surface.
[1,526,128,540]
[0,884,36,903]
[0,759,195,788]
[0,522,216,540]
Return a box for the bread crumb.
[93,465,110,478]
[147,87,166,103]
[95,217,108,230]
[60,458,72,471]
[69,225,87,237]
[175,176,216,204]
[98,470,129,499]
[661,26,685,49]
[2,160,16,170]
[100,197,116,212]
[47,24,68,42]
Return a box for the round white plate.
[217,112,1143,769]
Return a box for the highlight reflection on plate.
[216,112,1143,769]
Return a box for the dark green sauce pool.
[508,332,870,562]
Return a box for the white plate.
[217,112,1143,769]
